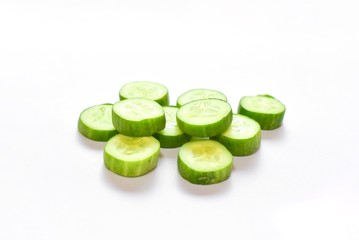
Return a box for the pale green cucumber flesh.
[119,81,169,106]
[176,88,227,107]
[176,99,232,137]
[112,98,165,137]
[238,95,285,130]
[104,134,160,177]
[178,140,233,185]
[211,114,261,156]
[153,106,191,148]
[78,104,118,141]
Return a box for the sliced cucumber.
[211,114,261,156]
[78,104,118,141]
[153,106,191,148]
[176,88,227,107]
[119,81,169,106]
[176,99,232,137]
[104,134,160,177]
[238,95,286,130]
[178,140,233,185]
[112,98,166,137]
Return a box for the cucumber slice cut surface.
[176,99,232,137]
[178,140,233,185]
[112,98,166,137]
[238,95,286,130]
[104,134,160,177]
[78,104,118,141]
[119,81,169,106]
[211,114,261,156]
[176,88,227,107]
[153,106,191,148]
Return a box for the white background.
[1,0,358,239]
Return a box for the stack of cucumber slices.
[78,81,286,185]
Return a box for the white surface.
[1,1,359,239]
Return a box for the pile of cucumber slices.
[78,81,286,185]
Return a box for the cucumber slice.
[119,81,169,106]
[176,88,227,107]
[178,140,233,185]
[104,134,160,177]
[153,106,191,148]
[211,114,261,156]
[78,104,118,141]
[112,98,166,137]
[238,95,286,130]
[176,99,232,137]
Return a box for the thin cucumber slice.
[153,106,191,148]
[211,114,261,156]
[104,134,160,177]
[178,140,233,185]
[119,81,169,106]
[112,98,166,137]
[78,104,118,141]
[176,99,232,137]
[176,88,227,107]
[238,95,286,130]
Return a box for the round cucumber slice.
[178,140,233,185]
[176,88,227,107]
[112,98,166,137]
[176,99,232,137]
[104,134,160,177]
[211,114,261,156]
[119,81,169,106]
[78,104,118,141]
[153,106,191,148]
[238,95,286,130]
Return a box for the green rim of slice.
[211,114,261,156]
[78,103,118,141]
[177,140,233,185]
[153,106,191,148]
[176,88,227,107]
[176,99,232,137]
[238,95,286,130]
[112,98,166,137]
[104,134,160,177]
[119,81,169,106]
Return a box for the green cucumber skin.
[104,148,160,177]
[211,131,261,156]
[176,112,233,137]
[153,132,191,148]
[120,93,169,106]
[177,156,232,185]
[112,110,166,137]
[238,106,285,130]
[78,118,118,141]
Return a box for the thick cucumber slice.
[104,134,160,177]
[119,81,169,106]
[238,95,286,130]
[153,106,191,148]
[211,114,261,156]
[176,99,232,137]
[176,88,227,107]
[112,98,166,137]
[78,104,118,141]
[178,140,233,185]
